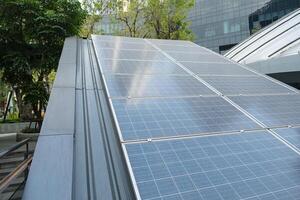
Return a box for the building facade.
[189,0,300,54]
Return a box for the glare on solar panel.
[104,74,215,98]
[157,44,208,53]
[99,60,188,75]
[149,39,196,47]
[95,41,156,51]
[96,49,169,61]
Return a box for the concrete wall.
[0,122,29,134]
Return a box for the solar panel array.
[91,35,300,200]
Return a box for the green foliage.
[80,0,116,37]
[89,0,195,40]
[23,81,49,111]
[0,0,86,121]
[114,0,147,37]
[7,112,19,121]
[0,72,9,104]
[144,0,195,40]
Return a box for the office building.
[225,8,300,89]
[189,0,300,53]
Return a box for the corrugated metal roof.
[22,37,135,200]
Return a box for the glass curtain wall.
[188,0,300,54]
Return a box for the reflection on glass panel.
[189,0,300,53]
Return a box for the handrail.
[0,138,33,199]
[0,155,32,193]
[0,138,30,159]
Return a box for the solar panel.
[104,74,215,98]
[149,39,196,47]
[200,76,294,95]
[112,97,260,141]
[167,52,231,63]
[92,35,145,43]
[95,49,169,61]
[273,128,300,151]
[157,44,208,53]
[90,35,300,200]
[125,131,300,200]
[180,62,257,76]
[94,41,156,51]
[99,60,187,75]
[230,94,300,127]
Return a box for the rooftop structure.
[225,8,300,88]
[23,35,300,200]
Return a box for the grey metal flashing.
[40,87,75,136]
[53,63,77,88]
[58,37,77,65]
[89,38,136,199]
[23,37,135,200]
[22,134,74,200]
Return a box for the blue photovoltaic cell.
[96,49,169,61]
[167,52,230,63]
[90,36,300,200]
[94,41,156,51]
[104,74,215,98]
[180,62,256,76]
[99,60,188,75]
[200,76,293,95]
[149,39,197,47]
[230,94,300,127]
[125,131,300,200]
[273,128,300,151]
[157,44,208,53]
[92,35,145,43]
[112,97,260,141]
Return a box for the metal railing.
[0,138,33,200]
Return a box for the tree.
[80,0,115,37]
[0,0,86,125]
[114,0,147,37]
[108,0,194,40]
[145,0,195,40]
[0,72,9,116]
